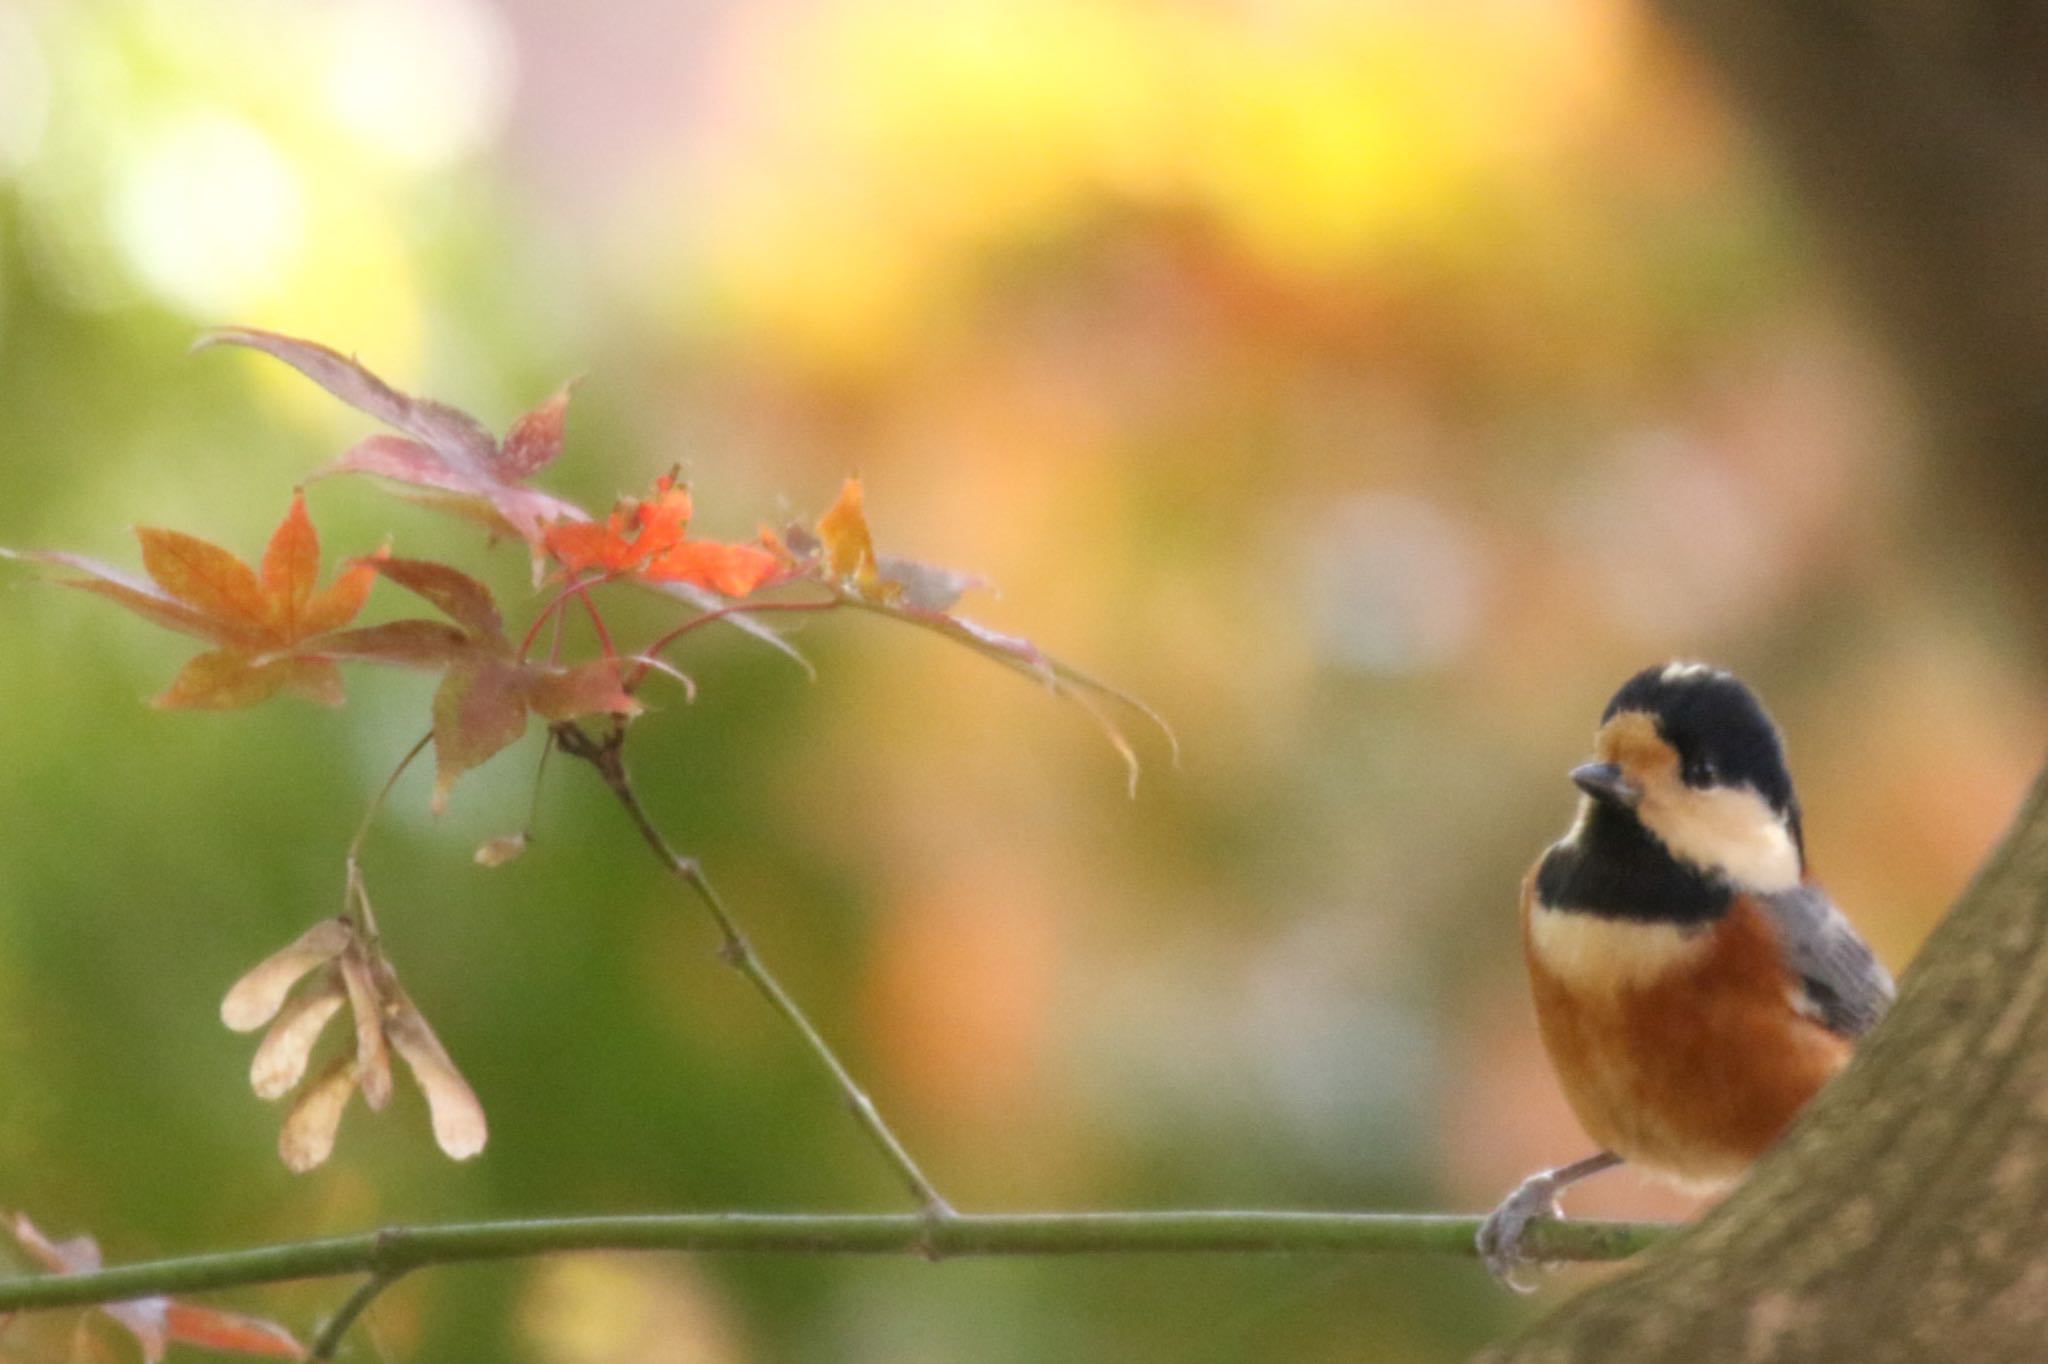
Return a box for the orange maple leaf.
[543,471,693,575]
[543,471,783,598]
[5,493,378,709]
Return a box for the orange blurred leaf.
[640,539,783,598]
[816,476,882,592]
[3,493,378,711]
[10,1213,305,1361]
[544,472,693,576]
[163,1304,304,1360]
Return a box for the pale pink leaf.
[104,1297,171,1364]
[197,329,498,478]
[876,554,987,612]
[11,1212,102,1273]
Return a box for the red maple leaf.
[309,557,641,809]
[10,1213,304,1361]
[3,493,378,708]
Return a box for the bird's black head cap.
[1602,663,1800,832]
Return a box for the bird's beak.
[1570,761,1642,808]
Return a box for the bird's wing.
[1761,883,1895,1039]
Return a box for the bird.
[1477,661,1895,1288]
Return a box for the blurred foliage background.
[0,0,2041,1361]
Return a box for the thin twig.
[551,721,956,1220]
[632,595,841,688]
[343,731,433,941]
[307,1268,403,1362]
[0,1212,1671,1314]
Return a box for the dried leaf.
[278,1056,357,1173]
[249,974,346,1100]
[304,619,477,668]
[473,833,529,867]
[876,553,986,612]
[384,993,488,1161]
[221,919,353,1032]
[362,558,505,645]
[650,581,816,676]
[0,550,230,641]
[841,599,1176,797]
[198,328,588,543]
[497,384,575,481]
[198,329,499,477]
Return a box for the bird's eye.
[1684,756,1716,786]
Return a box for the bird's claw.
[1476,1172,1565,1293]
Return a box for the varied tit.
[1477,662,1894,1288]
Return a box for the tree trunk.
[1660,0,2048,610]
[1485,3,2048,1357]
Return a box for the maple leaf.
[9,1213,304,1361]
[544,470,785,598]
[307,557,640,809]
[195,328,588,545]
[221,918,487,1171]
[544,471,693,575]
[1,493,377,709]
[805,477,1174,793]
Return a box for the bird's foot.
[1476,1171,1567,1293]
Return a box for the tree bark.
[1484,10,2048,1356]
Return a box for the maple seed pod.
[339,950,395,1112]
[220,918,353,1031]
[249,971,346,1100]
[279,1055,359,1174]
[385,993,489,1161]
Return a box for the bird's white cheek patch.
[1528,906,1713,991]
[1640,786,1801,892]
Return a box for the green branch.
[0,1212,1669,1313]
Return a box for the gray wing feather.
[1762,884,1895,1038]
